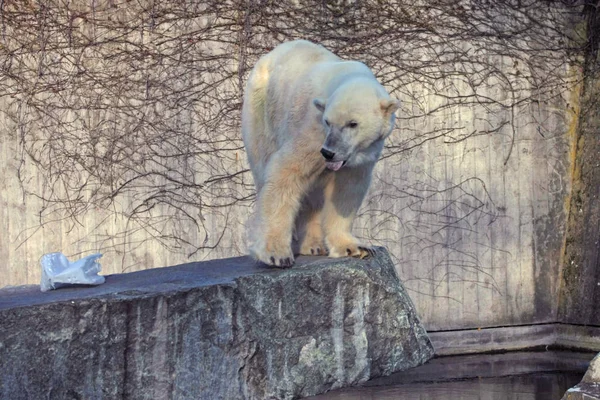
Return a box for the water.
[311,350,595,400]
[313,372,583,399]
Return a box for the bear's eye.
[347,121,358,128]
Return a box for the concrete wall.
[559,4,600,326]
[0,0,588,331]
[370,80,576,330]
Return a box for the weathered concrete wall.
[559,76,600,326]
[0,248,433,400]
[559,4,600,326]
[0,0,586,332]
[371,70,576,330]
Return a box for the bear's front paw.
[298,236,327,256]
[250,238,295,268]
[326,235,374,259]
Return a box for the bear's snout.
[320,148,335,160]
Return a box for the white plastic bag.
[40,252,105,292]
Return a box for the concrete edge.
[430,323,600,356]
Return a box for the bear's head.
[313,78,400,171]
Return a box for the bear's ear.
[313,98,326,113]
[380,99,401,116]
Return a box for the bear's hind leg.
[322,163,375,259]
[296,207,327,256]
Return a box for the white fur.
[242,40,399,267]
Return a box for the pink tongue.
[326,161,343,171]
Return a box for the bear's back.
[267,40,340,71]
[264,41,340,98]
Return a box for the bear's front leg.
[250,149,323,267]
[322,163,375,259]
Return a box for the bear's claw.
[279,257,293,268]
[332,241,374,259]
[251,235,295,268]
[346,247,371,259]
[265,255,294,268]
[298,236,327,256]
[309,247,327,256]
[358,246,375,258]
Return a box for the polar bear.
[242,40,400,267]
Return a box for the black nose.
[321,148,335,160]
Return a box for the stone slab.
[0,247,433,400]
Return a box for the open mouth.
[325,160,346,171]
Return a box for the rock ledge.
[0,247,433,400]
[563,353,600,400]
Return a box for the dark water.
[313,372,582,399]
[311,351,595,400]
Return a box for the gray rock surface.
[0,247,433,400]
[582,353,600,383]
[562,353,600,400]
